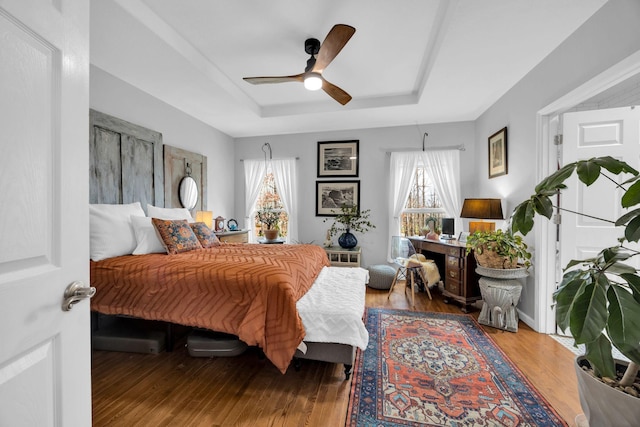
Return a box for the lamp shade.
[195,210,213,229]
[460,198,503,220]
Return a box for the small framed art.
[316,180,360,216]
[317,140,359,177]
[488,127,508,178]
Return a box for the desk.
[409,237,480,312]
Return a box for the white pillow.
[131,216,165,255]
[89,202,146,261]
[146,204,194,222]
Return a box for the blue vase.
[338,231,358,249]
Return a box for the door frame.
[534,49,640,333]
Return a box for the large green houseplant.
[511,156,640,423]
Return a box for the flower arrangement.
[256,208,280,230]
[324,204,376,238]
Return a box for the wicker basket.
[474,245,518,269]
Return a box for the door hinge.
[553,213,561,225]
[554,134,563,145]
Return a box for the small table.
[476,266,528,332]
[258,238,285,244]
[324,246,361,267]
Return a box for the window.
[253,171,288,239]
[401,163,445,236]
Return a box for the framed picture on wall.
[488,127,508,178]
[316,180,360,216]
[317,140,359,177]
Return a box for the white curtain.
[388,152,419,261]
[243,159,266,243]
[420,149,463,233]
[271,158,298,243]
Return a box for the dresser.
[215,230,249,243]
[409,237,480,312]
[324,246,361,267]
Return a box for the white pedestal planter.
[476,266,528,332]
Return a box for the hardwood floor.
[91,283,581,426]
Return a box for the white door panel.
[562,107,640,269]
[0,1,90,426]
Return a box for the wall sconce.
[195,211,213,229]
[460,198,503,234]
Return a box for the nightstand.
[324,246,361,267]
[215,230,248,243]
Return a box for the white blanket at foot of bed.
[296,266,369,351]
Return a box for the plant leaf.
[615,208,640,226]
[535,163,576,193]
[625,215,640,242]
[622,181,640,208]
[584,334,616,378]
[607,284,640,367]
[594,156,639,176]
[532,195,553,219]
[621,273,640,304]
[576,160,601,186]
[554,270,589,332]
[570,276,608,345]
[511,200,536,235]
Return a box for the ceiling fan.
[243,24,356,105]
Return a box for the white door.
[561,106,640,270]
[0,1,90,426]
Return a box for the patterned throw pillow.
[190,222,221,248]
[151,218,202,254]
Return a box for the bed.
[88,110,369,376]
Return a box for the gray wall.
[234,122,476,267]
[474,0,640,326]
[89,66,236,219]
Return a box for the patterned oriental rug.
[346,309,567,426]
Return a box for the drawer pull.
[449,271,455,277]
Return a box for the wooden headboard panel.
[163,145,207,212]
[89,109,164,209]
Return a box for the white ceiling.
[90,0,608,138]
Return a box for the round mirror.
[179,176,198,209]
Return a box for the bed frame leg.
[344,364,352,380]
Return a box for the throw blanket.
[90,243,330,373]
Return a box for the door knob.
[62,281,96,311]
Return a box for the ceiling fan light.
[304,73,323,91]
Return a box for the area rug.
[346,308,567,426]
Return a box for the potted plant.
[256,208,280,241]
[465,229,532,269]
[324,204,376,249]
[511,156,640,425]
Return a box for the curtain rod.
[382,144,465,153]
[239,157,300,162]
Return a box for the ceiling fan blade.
[313,24,355,72]
[243,74,304,84]
[322,79,352,105]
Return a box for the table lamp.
[195,211,213,229]
[460,198,503,234]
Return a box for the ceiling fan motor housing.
[304,38,320,55]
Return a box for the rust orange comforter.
[90,243,330,373]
